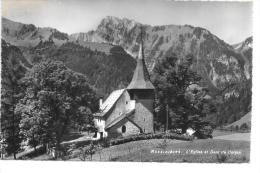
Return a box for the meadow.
[17,131,250,163]
[66,132,250,163]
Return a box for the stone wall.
[131,99,154,133]
[107,118,140,138]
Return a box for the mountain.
[69,33,115,55]
[233,36,252,53]
[233,36,252,79]
[70,16,251,93]
[2,17,116,55]
[1,17,252,126]
[2,17,69,47]
[1,17,136,96]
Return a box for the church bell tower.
[127,33,155,133]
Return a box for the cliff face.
[233,36,252,80]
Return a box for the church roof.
[127,43,155,90]
[95,89,125,117]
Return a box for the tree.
[76,106,97,133]
[1,40,25,159]
[152,54,215,134]
[16,60,98,151]
[1,72,22,159]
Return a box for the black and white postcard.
[0,0,259,172]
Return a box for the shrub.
[216,153,228,163]
[78,142,96,161]
[99,138,110,148]
[109,132,192,146]
[20,145,46,159]
[242,156,248,162]
[240,123,249,130]
[109,156,119,161]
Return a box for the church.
[93,42,155,139]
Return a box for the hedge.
[109,132,192,146]
[61,132,192,151]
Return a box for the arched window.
[122,125,126,133]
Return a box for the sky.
[2,0,252,44]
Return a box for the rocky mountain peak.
[99,16,140,29]
[234,36,252,52]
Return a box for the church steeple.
[127,29,154,90]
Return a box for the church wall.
[107,119,140,139]
[131,99,154,133]
[105,91,131,126]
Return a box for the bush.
[240,123,249,130]
[99,138,110,148]
[216,153,228,163]
[59,144,77,160]
[78,142,96,161]
[20,145,46,159]
[109,132,192,146]
[109,156,119,161]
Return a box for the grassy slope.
[107,139,250,163]
[213,133,250,141]
[212,130,236,137]
[27,130,250,162]
[67,137,249,163]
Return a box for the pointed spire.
[127,26,155,90]
[138,41,144,60]
[138,27,144,60]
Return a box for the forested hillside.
[26,40,136,95]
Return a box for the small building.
[186,128,196,136]
[93,43,155,139]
